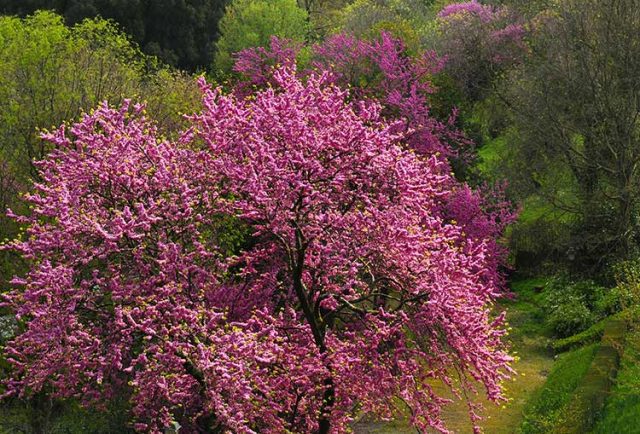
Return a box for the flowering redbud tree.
[2,67,512,433]
[236,32,462,158]
[435,1,527,101]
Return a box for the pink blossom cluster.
[234,32,516,280]
[235,32,460,158]
[3,65,513,433]
[233,36,301,90]
[437,1,497,23]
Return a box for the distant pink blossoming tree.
[435,1,527,100]
[3,66,513,433]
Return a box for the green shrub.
[595,285,635,316]
[602,258,640,314]
[543,277,605,338]
[547,297,594,339]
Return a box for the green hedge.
[591,328,640,433]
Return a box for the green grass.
[477,134,508,175]
[503,277,550,340]
[591,328,640,434]
[519,343,598,433]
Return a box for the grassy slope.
[519,343,598,433]
[591,327,640,434]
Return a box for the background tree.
[434,0,526,102]
[0,0,229,71]
[213,0,309,74]
[331,0,438,52]
[497,0,640,268]
[0,9,201,315]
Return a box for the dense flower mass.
[2,64,513,433]
[235,32,517,284]
[236,32,462,158]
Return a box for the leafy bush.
[544,277,605,338]
[604,258,640,313]
[547,299,595,339]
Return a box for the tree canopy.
[213,0,309,73]
[0,0,229,71]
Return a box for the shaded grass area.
[591,326,640,434]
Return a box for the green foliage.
[0,0,229,70]
[501,0,640,263]
[332,0,439,52]
[547,302,594,340]
[0,11,140,175]
[543,278,605,338]
[520,343,598,433]
[0,10,200,169]
[607,258,640,311]
[0,396,132,433]
[213,0,309,74]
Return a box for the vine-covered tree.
[2,65,513,432]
